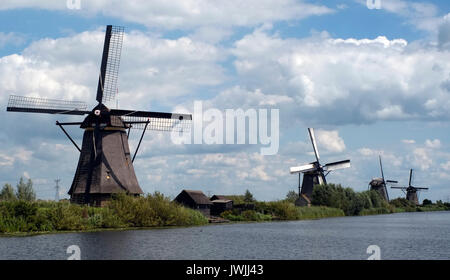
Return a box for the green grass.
[221,201,344,222]
[359,207,391,216]
[0,193,208,234]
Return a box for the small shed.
[210,195,231,201]
[211,199,233,216]
[174,190,212,216]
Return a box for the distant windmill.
[368,156,398,202]
[391,169,428,205]
[6,25,192,206]
[289,128,351,206]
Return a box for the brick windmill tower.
[7,25,191,206]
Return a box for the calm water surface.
[0,211,449,260]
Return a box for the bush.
[389,198,415,211]
[311,184,391,216]
[422,199,432,206]
[0,193,208,234]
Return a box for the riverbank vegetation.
[220,201,344,221]
[0,179,208,234]
[1,178,449,235]
[220,185,450,222]
[310,184,450,215]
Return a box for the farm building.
[173,190,212,216]
[210,199,233,216]
[210,195,231,201]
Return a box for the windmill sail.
[379,156,385,182]
[290,164,316,174]
[324,160,351,171]
[386,180,398,183]
[308,128,320,162]
[7,95,88,115]
[96,25,124,104]
[409,169,413,186]
[111,109,192,132]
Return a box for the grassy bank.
[1,183,448,235]
[221,202,344,222]
[223,184,450,222]
[311,184,450,216]
[0,192,208,235]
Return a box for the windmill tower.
[6,25,192,206]
[368,156,398,202]
[391,169,428,205]
[289,128,351,206]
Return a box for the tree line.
[0,178,36,202]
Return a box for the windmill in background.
[368,156,398,202]
[289,128,351,206]
[6,25,192,206]
[391,169,429,205]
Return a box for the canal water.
[0,211,449,260]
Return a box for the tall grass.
[0,193,208,234]
[221,200,344,222]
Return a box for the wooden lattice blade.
[6,95,89,115]
[111,109,192,132]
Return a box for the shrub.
[311,184,391,216]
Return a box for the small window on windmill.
[106,171,111,180]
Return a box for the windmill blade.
[96,25,124,104]
[6,95,89,115]
[391,187,407,190]
[111,109,192,132]
[386,180,398,184]
[290,164,316,174]
[379,155,385,183]
[318,174,325,185]
[409,169,413,186]
[308,128,320,162]
[324,160,351,171]
[385,184,390,201]
[110,109,190,119]
[414,187,429,190]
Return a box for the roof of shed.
[183,190,213,205]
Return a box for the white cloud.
[0,32,25,48]
[0,0,333,30]
[402,139,416,144]
[231,29,450,124]
[413,147,433,170]
[0,148,33,166]
[0,153,14,166]
[315,129,346,153]
[357,148,403,167]
[358,0,443,35]
[207,86,293,109]
[250,165,272,181]
[0,29,225,108]
[441,161,450,171]
[425,139,441,149]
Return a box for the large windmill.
[289,128,351,206]
[368,156,398,202]
[391,169,428,205]
[6,25,191,206]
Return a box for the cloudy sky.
[1,0,449,202]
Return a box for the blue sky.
[0,0,450,202]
